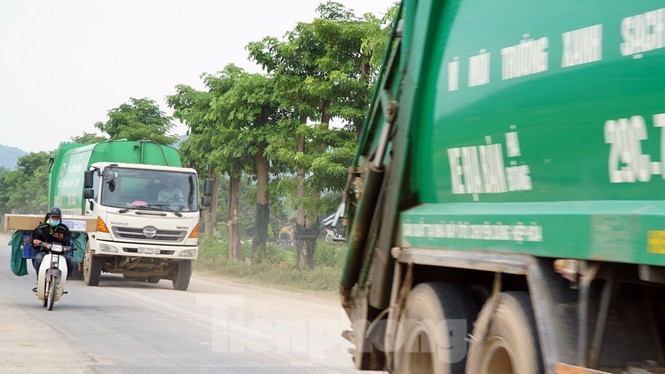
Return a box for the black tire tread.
[172,260,191,291]
[466,291,543,374]
[395,282,477,374]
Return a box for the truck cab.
[82,162,209,291]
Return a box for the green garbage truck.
[340,1,665,373]
[6,140,211,291]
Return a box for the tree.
[95,97,178,145]
[0,152,51,216]
[205,65,255,260]
[216,72,283,259]
[247,1,383,268]
[70,132,108,144]
[169,65,254,261]
[168,85,221,240]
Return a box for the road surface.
[0,232,365,373]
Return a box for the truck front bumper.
[91,238,198,260]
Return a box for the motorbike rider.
[31,207,76,291]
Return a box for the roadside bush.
[314,242,345,268]
[194,238,344,293]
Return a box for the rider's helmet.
[47,207,62,226]
[48,207,62,218]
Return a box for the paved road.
[0,232,363,373]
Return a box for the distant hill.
[172,133,188,149]
[0,144,27,170]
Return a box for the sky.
[0,0,395,153]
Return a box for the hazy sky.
[0,0,394,153]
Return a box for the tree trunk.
[295,125,309,267]
[251,143,269,259]
[297,104,329,267]
[227,174,242,260]
[204,167,219,239]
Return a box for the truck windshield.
[101,168,198,212]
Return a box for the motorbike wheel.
[47,276,56,311]
[42,279,48,308]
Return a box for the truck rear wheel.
[146,276,160,283]
[172,260,191,291]
[84,250,102,287]
[394,282,476,374]
[466,291,542,374]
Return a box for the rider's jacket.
[31,222,71,252]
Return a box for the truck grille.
[112,226,187,242]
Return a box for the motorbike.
[36,242,70,310]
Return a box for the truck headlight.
[179,249,196,257]
[99,243,118,253]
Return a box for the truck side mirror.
[204,178,214,197]
[83,189,94,199]
[84,170,95,189]
[201,196,211,208]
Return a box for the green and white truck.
[7,140,211,291]
[340,1,665,373]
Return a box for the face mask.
[49,219,60,227]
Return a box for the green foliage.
[70,132,108,144]
[252,244,292,264]
[210,176,289,242]
[314,241,345,267]
[248,1,384,217]
[95,97,178,145]
[195,237,342,293]
[0,151,50,216]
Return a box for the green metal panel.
[344,0,665,278]
[412,0,665,203]
[393,1,665,265]
[49,140,182,213]
[48,143,87,210]
[400,201,665,266]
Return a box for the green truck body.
[50,140,182,214]
[341,1,665,373]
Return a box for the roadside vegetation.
[195,238,346,294]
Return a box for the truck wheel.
[466,291,543,374]
[147,276,160,284]
[172,260,191,291]
[84,250,102,287]
[394,282,476,374]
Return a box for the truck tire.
[394,282,476,374]
[466,291,543,374]
[172,260,191,291]
[84,250,102,287]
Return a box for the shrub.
[193,238,345,293]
